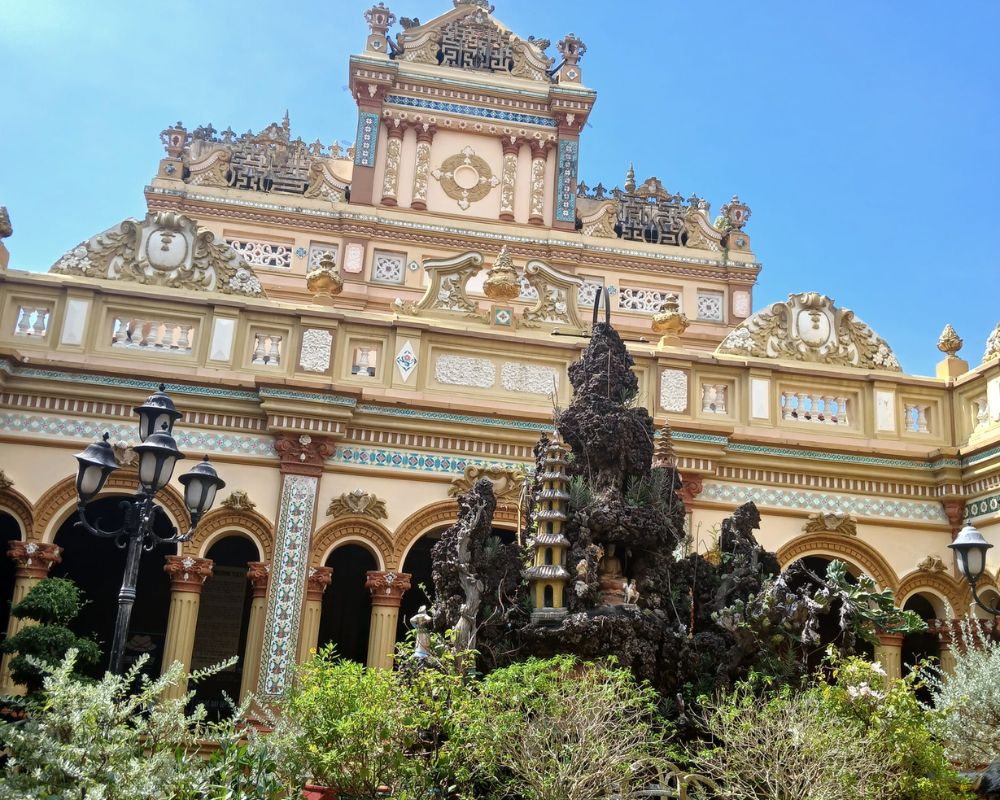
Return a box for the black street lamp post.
[73,385,225,675]
[949,522,1000,616]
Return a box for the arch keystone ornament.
[803,511,858,537]
[50,211,264,296]
[326,489,388,521]
[716,292,900,371]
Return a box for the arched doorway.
[0,513,22,649]
[794,555,875,662]
[317,544,376,664]
[189,535,259,719]
[52,496,174,678]
[901,593,941,696]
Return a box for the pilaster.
[161,555,213,700]
[410,124,436,211]
[256,434,331,700]
[0,541,62,695]
[527,140,549,226]
[499,137,520,222]
[380,121,405,207]
[364,570,412,670]
[239,561,269,703]
[297,566,333,664]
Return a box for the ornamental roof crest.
[390,2,556,82]
[50,211,265,297]
[715,292,900,371]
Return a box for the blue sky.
[2,1,997,375]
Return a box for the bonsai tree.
[0,576,101,693]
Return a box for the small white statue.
[623,580,640,606]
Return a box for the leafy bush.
[0,650,287,800]
[464,656,665,800]
[927,618,1000,769]
[0,577,100,692]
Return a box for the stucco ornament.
[483,245,521,301]
[915,555,947,574]
[326,489,388,521]
[432,146,499,210]
[500,361,559,395]
[983,323,1000,363]
[50,211,264,297]
[449,463,525,508]
[716,292,901,371]
[221,490,257,512]
[306,253,343,298]
[937,324,963,357]
[299,328,334,373]
[520,260,583,328]
[803,511,858,537]
[651,293,689,344]
[396,251,487,321]
[0,469,13,491]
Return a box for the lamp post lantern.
[949,522,1000,616]
[73,384,225,675]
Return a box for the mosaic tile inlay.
[555,139,578,223]
[257,473,318,698]
[384,95,557,128]
[329,445,524,475]
[966,491,1000,520]
[702,481,947,523]
[354,112,379,167]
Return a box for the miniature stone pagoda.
[525,433,571,621]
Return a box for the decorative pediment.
[449,463,525,507]
[716,292,900,371]
[50,211,265,297]
[396,251,487,321]
[162,115,352,201]
[392,1,555,82]
[521,260,583,329]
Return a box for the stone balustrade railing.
[111,317,193,355]
[14,305,50,338]
[780,390,849,426]
[251,333,282,367]
[903,402,931,434]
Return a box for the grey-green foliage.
[0,650,288,800]
[925,617,1000,769]
[568,475,593,511]
[823,560,926,642]
[625,469,676,517]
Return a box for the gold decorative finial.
[937,324,963,357]
[624,162,636,193]
[651,293,689,347]
[483,245,521,301]
[306,253,344,299]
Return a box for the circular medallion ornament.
[431,146,500,210]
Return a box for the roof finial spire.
[282,110,290,132]
[625,162,636,193]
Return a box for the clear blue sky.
[2,1,997,375]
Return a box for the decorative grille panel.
[372,251,405,284]
[618,287,675,314]
[696,291,724,322]
[226,238,292,269]
[308,243,339,269]
[577,278,604,308]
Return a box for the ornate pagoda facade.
[1,0,999,698]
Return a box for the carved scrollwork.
[449,464,525,508]
[683,204,724,252]
[50,211,265,297]
[577,199,617,238]
[521,260,583,329]
[396,251,487,321]
[716,292,901,371]
[327,489,388,521]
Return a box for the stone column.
[0,541,62,695]
[161,555,213,700]
[499,137,520,222]
[256,434,332,701]
[364,570,412,670]
[527,140,549,225]
[874,631,904,682]
[380,121,405,207]
[410,124,436,210]
[297,566,333,664]
[239,561,269,703]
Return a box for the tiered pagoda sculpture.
[524,433,571,621]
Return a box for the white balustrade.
[903,402,931,433]
[973,396,989,432]
[110,317,193,355]
[701,383,728,414]
[779,390,849,426]
[14,306,50,337]
[251,333,282,366]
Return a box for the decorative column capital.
[529,139,550,160]
[365,570,412,607]
[678,472,704,507]
[8,541,62,579]
[875,631,905,648]
[247,561,270,598]
[415,124,437,144]
[501,136,521,156]
[274,433,335,477]
[164,555,214,593]
[306,566,333,602]
[384,119,406,140]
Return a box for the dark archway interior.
[0,513,21,648]
[52,496,174,678]
[318,544,376,664]
[798,555,874,662]
[396,527,516,645]
[190,535,258,719]
[902,594,940,696]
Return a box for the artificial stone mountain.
[428,317,922,703]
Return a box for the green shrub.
[0,577,100,692]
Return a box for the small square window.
[351,344,380,377]
[371,251,405,284]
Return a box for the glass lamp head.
[73,432,119,502]
[178,455,226,518]
[133,384,182,442]
[132,423,184,493]
[949,523,993,584]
